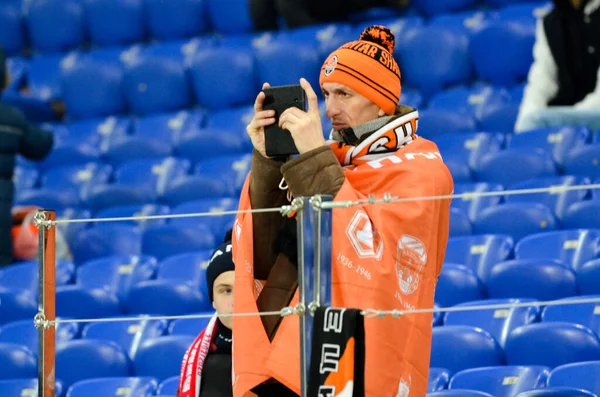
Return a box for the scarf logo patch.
[395,235,427,295]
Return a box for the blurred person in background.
[515,0,600,132]
[233,25,453,397]
[249,0,409,31]
[0,45,54,267]
[178,230,235,397]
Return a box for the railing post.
[296,195,333,397]
[34,210,56,397]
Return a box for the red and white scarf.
[327,109,419,166]
[177,315,218,397]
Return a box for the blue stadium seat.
[5,56,29,94]
[175,129,245,167]
[15,186,79,211]
[27,52,80,101]
[189,48,257,110]
[470,19,536,86]
[207,105,255,136]
[429,86,510,128]
[563,201,600,230]
[475,148,557,186]
[76,254,158,303]
[162,155,249,205]
[61,58,127,119]
[431,326,504,375]
[509,126,590,170]
[218,31,279,51]
[26,0,85,53]
[401,88,424,110]
[0,379,63,397]
[433,304,443,326]
[103,135,173,165]
[444,298,540,347]
[451,182,505,222]
[415,110,476,141]
[13,166,39,194]
[435,132,505,170]
[126,252,212,315]
[0,289,37,325]
[542,295,600,336]
[506,176,591,221]
[195,154,251,196]
[158,376,180,395]
[428,392,494,397]
[68,377,158,397]
[450,208,472,237]
[396,26,471,99]
[143,37,215,64]
[496,3,553,22]
[449,366,550,397]
[514,388,597,397]
[85,157,191,212]
[0,2,25,56]
[133,110,204,147]
[206,0,253,34]
[0,259,74,293]
[141,221,215,261]
[445,157,472,183]
[69,224,142,265]
[169,197,239,238]
[83,318,168,360]
[63,115,132,148]
[124,57,192,115]
[444,234,514,282]
[56,285,122,319]
[84,0,145,46]
[133,335,196,382]
[255,43,320,90]
[547,361,600,395]
[515,230,600,271]
[434,264,485,308]
[95,204,171,231]
[56,339,132,390]
[280,23,355,58]
[428,368,450,392]
[169,316,213,336]
[411,0,476,17]
[505,322,600,368]
[577,259,600,295]
[145,0,207,40]
[472,203,558,242]
[564,144,600,180]
[487,259,577,300]
[0,318,79,353]
[56,207,92,248]
[0,343,37,380]
[86,44,144,67]
[43,162,112,195]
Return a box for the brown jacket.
[249,146,345,339]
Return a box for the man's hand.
[279,78,326,155]
[246,82,276,158]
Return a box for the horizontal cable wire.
[40,183,600,226]
[48,309,290,327]
[41,296,600,328]
[361,296,600,318]
[320,183,600,210]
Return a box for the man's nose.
[325,100,340,119]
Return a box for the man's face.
[322,82,384,132]
[212,270,235,329]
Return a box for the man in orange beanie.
[233,25,453,397]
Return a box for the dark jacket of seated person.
[177,232,235,397]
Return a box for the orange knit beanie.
[319,25,402,115]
